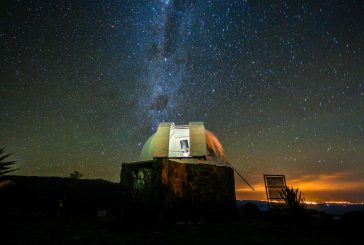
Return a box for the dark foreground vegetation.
[1,176,363,245]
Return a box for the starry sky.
[1,0,364,202]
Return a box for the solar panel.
[264,175,287,210]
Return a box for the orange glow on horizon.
[235,172,364,203]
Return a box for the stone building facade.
[120,158,236,222]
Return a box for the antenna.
[226,161,255,191]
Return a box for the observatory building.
[120,122,237,222]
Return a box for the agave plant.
[0,147,18,188]
[279,186,306,212]
[0,147,18,176]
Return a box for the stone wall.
[120,159,236,222]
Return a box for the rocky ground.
[1,210,363,245]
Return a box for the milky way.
[138,1,194,129]
[1,0,364,201]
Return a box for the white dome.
[140,122,224,161]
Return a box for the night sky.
[1,0,364,202]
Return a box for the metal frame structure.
[263,174,287,210]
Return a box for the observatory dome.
[140,122,224,161]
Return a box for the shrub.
[0,147,18,177]
[279,186,306,212]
